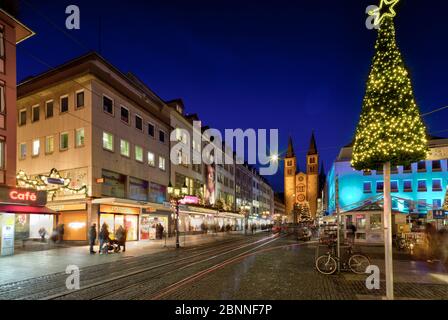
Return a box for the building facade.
[327,136,448,242]
[284,133,321,221]
[17,53,172,241]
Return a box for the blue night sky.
[14,0,448,192]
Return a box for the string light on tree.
[352,1,427,171]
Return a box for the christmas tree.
[351,2,427,170]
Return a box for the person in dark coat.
[99,223,110,254]
[115,225,126,252]
[159,224,164,239]
[88,223,97,254]
[57,224,65,243]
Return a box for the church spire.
[286,136,295,158]
[307,131,317,155]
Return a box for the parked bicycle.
[315,242,371,275]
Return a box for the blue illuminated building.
[327,137,448,216]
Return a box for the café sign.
[0,186,47,206]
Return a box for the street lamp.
[167,181,189,249]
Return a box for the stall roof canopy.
[0,205,57,215]
[345,200,407,214]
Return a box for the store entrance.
[99,213,139,241]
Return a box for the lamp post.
[167,181,189,249]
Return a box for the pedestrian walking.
[425,223,438,263]
[347,223,357,245]
[99,223,110,255]
[115,225,126,252]
[159,224,164,240]
[89,223,97,254]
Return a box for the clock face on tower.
[297,194,305,202]
[298,176,304,182]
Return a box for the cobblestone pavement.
[0,234,447,300]
[160,237,448,300]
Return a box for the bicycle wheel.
[348,254,370,274]
[315,255,337,275]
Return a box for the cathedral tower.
[284,137,296,221]
[306,132,319,218]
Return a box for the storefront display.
[99,205,140,241]
[59,211,87,241]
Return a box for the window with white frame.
[60,132,69,150]
[159,156,166,170]
[135,146,143,162]
[32,105,40,122]
[46,100,54,118]
[60,95,69,113]
[159,130,166,143]
[75,128,85,147]
[32,139,40,156]
[120,106,129,124]
[135,115,143,131]
[148,151,155,166]
[120,139,130,157]
[103,132,114,151]
[19,142,26,159]
[0,80,5,114]
[45,136,54,154]
[148,122,155,137]
[103,95,114,115]
[76,91,85,109]
[19,109,26,126]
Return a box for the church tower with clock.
[284,133,320,222]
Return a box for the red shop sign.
[0,186,47,206]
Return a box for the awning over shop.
[0,205,57,215]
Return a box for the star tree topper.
[369,0,400,27]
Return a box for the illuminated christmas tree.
[351,2,427,170]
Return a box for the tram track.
[0,233,280,300]
[46,233,283,300]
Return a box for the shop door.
[124,215,138,241]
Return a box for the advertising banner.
[1,214,15,256]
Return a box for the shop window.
[135,115,143,131]
[417,199,427,213]
[432,179,442,191]
[103,95,114,115]
[403,164,412,173]
[60,95,69,113]
[148,122,155,137]
[120,139,130,157]
[403,180,412,192]
[103,132,114,151]
[370,214,381,231]
[45,136,54,154]
[129,176,149,201]
[432,160,442,172]
[417,180,427,192]
[147,151,155,167]
[417,161,426,172]
[148,182,167,204]
[45,101,54,119]
[19,109,26,126]
[376,181,384,192]
[75,128,85,147]
[76,91,84,109]
[356,214,366,230]
[60,132,69,151]
[120,106,129,124]
[101,169,126,198]
[32,139,40,157]
[391,180,398,193]
[19,142,26,160]
[135,145,143,162]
